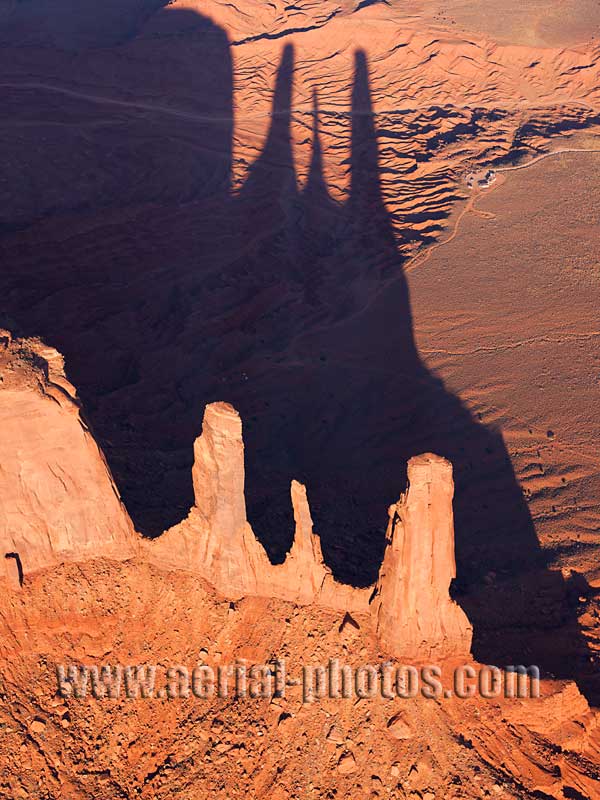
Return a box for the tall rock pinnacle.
[373,454,473,659]
[151,401,272,598]
[149,402,371,611]
[192,402,249,561]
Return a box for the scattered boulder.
[387,712,413,741]
[337,751,357,774]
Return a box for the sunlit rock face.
[146,401,372,614]
[373,454,473,660]
[0,332,137,583]
[147,401,470,658]
[0,333,468,661]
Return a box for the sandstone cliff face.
[4,335,600,800]
[373,454,473,659]
[0,333,137,585]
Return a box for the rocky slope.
[3,559,600,800]
[0,333,599,799]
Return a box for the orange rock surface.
[2,0,600,796]
[0,333,468,651]
[0,333,137,581]
[147,400,470,649]
[373,454,473,659]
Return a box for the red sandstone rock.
[372,454,473,659]
[0,333,469,659]
[2,335,600,798]
[0,333,137,586]
[337,751,356,774]
[149,404,467,658]
[147,402,370,612]
[386,712,414,740]
[266,479,330,605]
[147,401,271,597]
[271,480,370,612]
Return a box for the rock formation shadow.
[0,6,595,698]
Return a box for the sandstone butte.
[2,334,600,799]
[0,330,470,659]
